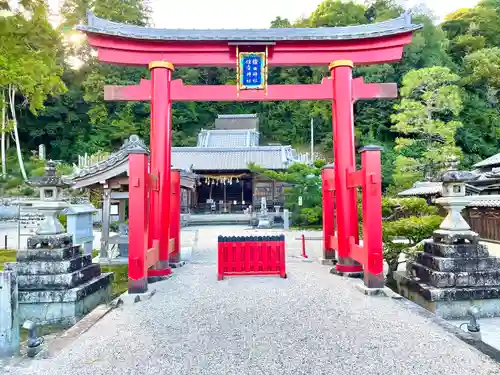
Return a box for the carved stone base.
[17,273,113,326]
[395,271,500,319]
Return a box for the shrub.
[382,197,442,281]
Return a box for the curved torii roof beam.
[77,12,422,67]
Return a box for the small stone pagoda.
[6,161,112,326]
[395,157,500,319]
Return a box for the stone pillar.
[118,200,126,222]
[283,209,290,230]
[0,271,19,358]
[100,186,111,259]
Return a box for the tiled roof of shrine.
[78,12,422,42]
[171,146,298,171]
[68,135,196,189]
[196,129,259,148]
[474,152,500,168]
[398,181,443,197]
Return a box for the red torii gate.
[78,12,420,292]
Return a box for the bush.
[4,177,23,189]
[19,186,35,196]
[249,161,325,228]
[382,197,442,281]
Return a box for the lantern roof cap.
[28,160,68,188]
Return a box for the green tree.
[61,0,151,152]
[249,160,326,227]
[0,0,66,180]
[390,67,463,189]
[463,47,500,89]
[307,0,367,27]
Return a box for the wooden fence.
[465,207,500,243]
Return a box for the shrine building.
[172,114,302,214]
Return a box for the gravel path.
[4,226,500,375]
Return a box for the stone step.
[395,271,500,302]
[417,253,500,272]
[17,273,113,326]
[17,272,113,303]
[423,241,489,258]
[16,246,81,262]
[5,255,92,275]
[409,262,500,288]
[17,263,102,290]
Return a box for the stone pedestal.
[0,271,19,358]
[395,233,500,319]
[6,233,113,326]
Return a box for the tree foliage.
[249,160,326,226]
[0,0,66,180]
[382,198,442,280]
[390,67,463,189]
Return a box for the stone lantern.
[395,155,500,319]
[433,156,477,243]
[6,160,112,326]
[27,160,69,236]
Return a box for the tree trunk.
[385,260,400,286]
[1,89,6,178]
[8,85,27,181]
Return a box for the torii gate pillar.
[148,61,174,274]
[330,60,362,274]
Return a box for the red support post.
[330,60,362,274]
[321,164,336,265]
[169,169,181,264]
[360,146,385,288]
[128,152,150,294]
[148,60,174,275]
[301,234,308,259]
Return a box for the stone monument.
[5,161,113,326]
[64,203,97,256]
[395,157,500,319]
[257,197,271,229]
[0,271,19,358]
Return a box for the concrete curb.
[354,282,402,298]
[44,303,115,356]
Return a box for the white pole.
[310,118,314,163]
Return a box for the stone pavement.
[3,226,500,375]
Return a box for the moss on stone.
[0,249,17,270]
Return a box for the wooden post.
[100,186,111,259]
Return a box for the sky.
[149,0,480,29]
